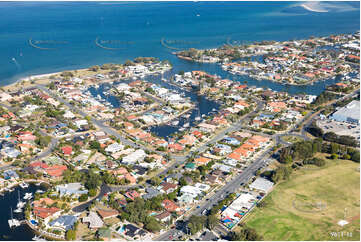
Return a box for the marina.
[0,184,45,240]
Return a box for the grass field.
[244,155,360,241]
[281,135,304,144]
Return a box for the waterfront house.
[48,215,77,231]
[33,198,56,207]
[33,207,61,224]
[2,170,19,180]
[56,183,88,197]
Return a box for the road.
[155,89,360,240]
[158,98,265,176]
[72,183,112,212]
[155,144,276,241]
[36,85,153,152]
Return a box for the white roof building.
[180,185,202,198]
[249,178,274,193]
[82,212,104,229]
[75,119,88,128]
[331,100,360,124]
[105,143,124,154]
[63,110,75,119]
[122,149,146,165]
[221,193,256,220]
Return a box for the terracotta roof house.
[194,156,211,165]
[159,182,177,194]
[162,199,180,212]
[154,211,171,222]
[125,190,140,200]
[61,146,73,156]
[33,198,55,207]
[97,209,119,219]
[45,165,68,177]
[33,207,61,220]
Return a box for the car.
[169,235,173,240]
[196,205,200,208]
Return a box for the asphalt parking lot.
[317,119,360,141]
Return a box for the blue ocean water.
[0,1,359,87]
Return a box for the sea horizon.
[0,1,359,86]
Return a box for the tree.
[179,177,188,186]
[150,177,162,186]
[351,150,360,163]
[79,194,88,202]
[331,153,338,160]
[144,217,161,232]
[188,215,207,235]
[66,229,76,240]
[88,189,97,197]
[206,214,218,230]
[85,170,102,190]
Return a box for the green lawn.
[244,156,360,241]
[281,135,304,144]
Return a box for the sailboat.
[195,106,201,121]
[8,207,20,228]
[17,190,25,209]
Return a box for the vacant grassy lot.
[281,135,304,144]
[244,156,360,241]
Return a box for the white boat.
[8,207,20,228]
[17,191,25,208]
[184,114,191,118]
[14,207,22,213]
[32,236,47,241]
[172,120,179,126]
[35,189,44,194]
[19,182,29,189]
[183,122,190,128]
[23,192,33,200]
[36,182,42,186]
[195,116,201,121]
[17,201,25,209]
[179,127,185,132]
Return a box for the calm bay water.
[0,1,359,240]
[0,1,359,88]
[0,184,45,241]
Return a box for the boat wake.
[299,1,358,13]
